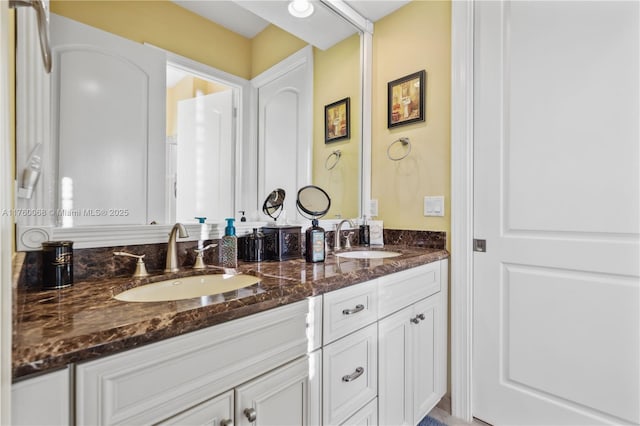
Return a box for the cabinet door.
[157,390,233,426]
[235,356,310,426]
[12,367,70,426]
[340,398,377,426]
[323,323,378,426]
[378,307,412,426]
[412,294,442,423]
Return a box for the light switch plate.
[424,196,445,216]
[370,199,378,217]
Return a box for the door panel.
[473,2,640,425]
[257,53,312,222]
[176,91,234,221]
[51,14,166,226]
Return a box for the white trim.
[361,32,372,218]
[319,0,374,34]
[450,0,474,422]
[1,2,12,422]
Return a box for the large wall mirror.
[15,0,370,249]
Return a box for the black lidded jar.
[41,241,74,289]
[305,219,325,263]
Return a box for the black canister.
[246,228,265,262]
[41,241,73,289]
[359,225,370,247]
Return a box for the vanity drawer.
[323,323,378,426]
[378,261,441,319]
[323,279,378,344]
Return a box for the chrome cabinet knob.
[417,313,426,321]
[244,408,257,422]
[220,419,234,426]
[410,316,420,324]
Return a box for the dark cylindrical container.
[41,241,73,289]
[246,228,265,262]
[359,225,370,247]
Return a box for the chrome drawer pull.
[342,304,365,315]
[342,366,365,382]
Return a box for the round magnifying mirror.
[296,185,331,220]
[262,188,286,220]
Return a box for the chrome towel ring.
[387,137,411,161]
[325,149,342,170]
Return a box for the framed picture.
[387,70,426,128]
[324,97,350,143]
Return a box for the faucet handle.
[193,244,217,269]
[344,232,354,249]
[113,251,149,278]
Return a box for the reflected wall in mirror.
[15,0,363,249]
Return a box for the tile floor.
[428,397,492,426]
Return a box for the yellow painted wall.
[50,0,252,80]
[372,1,451,249]
[251,24,307,78]
[313,34,360,219]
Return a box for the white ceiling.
[172,0,409,49]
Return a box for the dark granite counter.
[13,245,448,380]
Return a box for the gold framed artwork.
[387,70,426,128]
[324,97,350,143]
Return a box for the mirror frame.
[15,3,373,250]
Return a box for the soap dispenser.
[221,218,238,268]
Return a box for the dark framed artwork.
[324,97,350,143]
[387,70,426,128]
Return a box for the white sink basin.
[114,274,261,302]
[335,250,401,259]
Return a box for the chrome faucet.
[165,223,189,273]
[334,219,355,251]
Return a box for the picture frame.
[387,70,426,128]
[324,97,350,143]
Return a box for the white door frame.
[450,0,474,422]
[0,2,13,423]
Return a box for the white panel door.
[256,49,312,222]
[176,90,234,222]
[235,356,310,426]
[473,2,640,425]
[51,14,166,226]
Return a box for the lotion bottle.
[221,218,238,268]
[305,219,325,263]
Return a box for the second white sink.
[114,274,261,302]
[335,250,401,259]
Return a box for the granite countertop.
[13,245,449,380]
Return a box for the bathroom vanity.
[12,246,448,425]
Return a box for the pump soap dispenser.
[221,218,238,268]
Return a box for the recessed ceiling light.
[288,0,314,18]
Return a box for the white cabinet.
[11,367,71,426]
[341,398,378,426]
[323,324,378,426]
[158,390,234,426]
[76,299,313,425]
[12,260,448,426]
[236,356,312,426]
[378,261,448,426]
